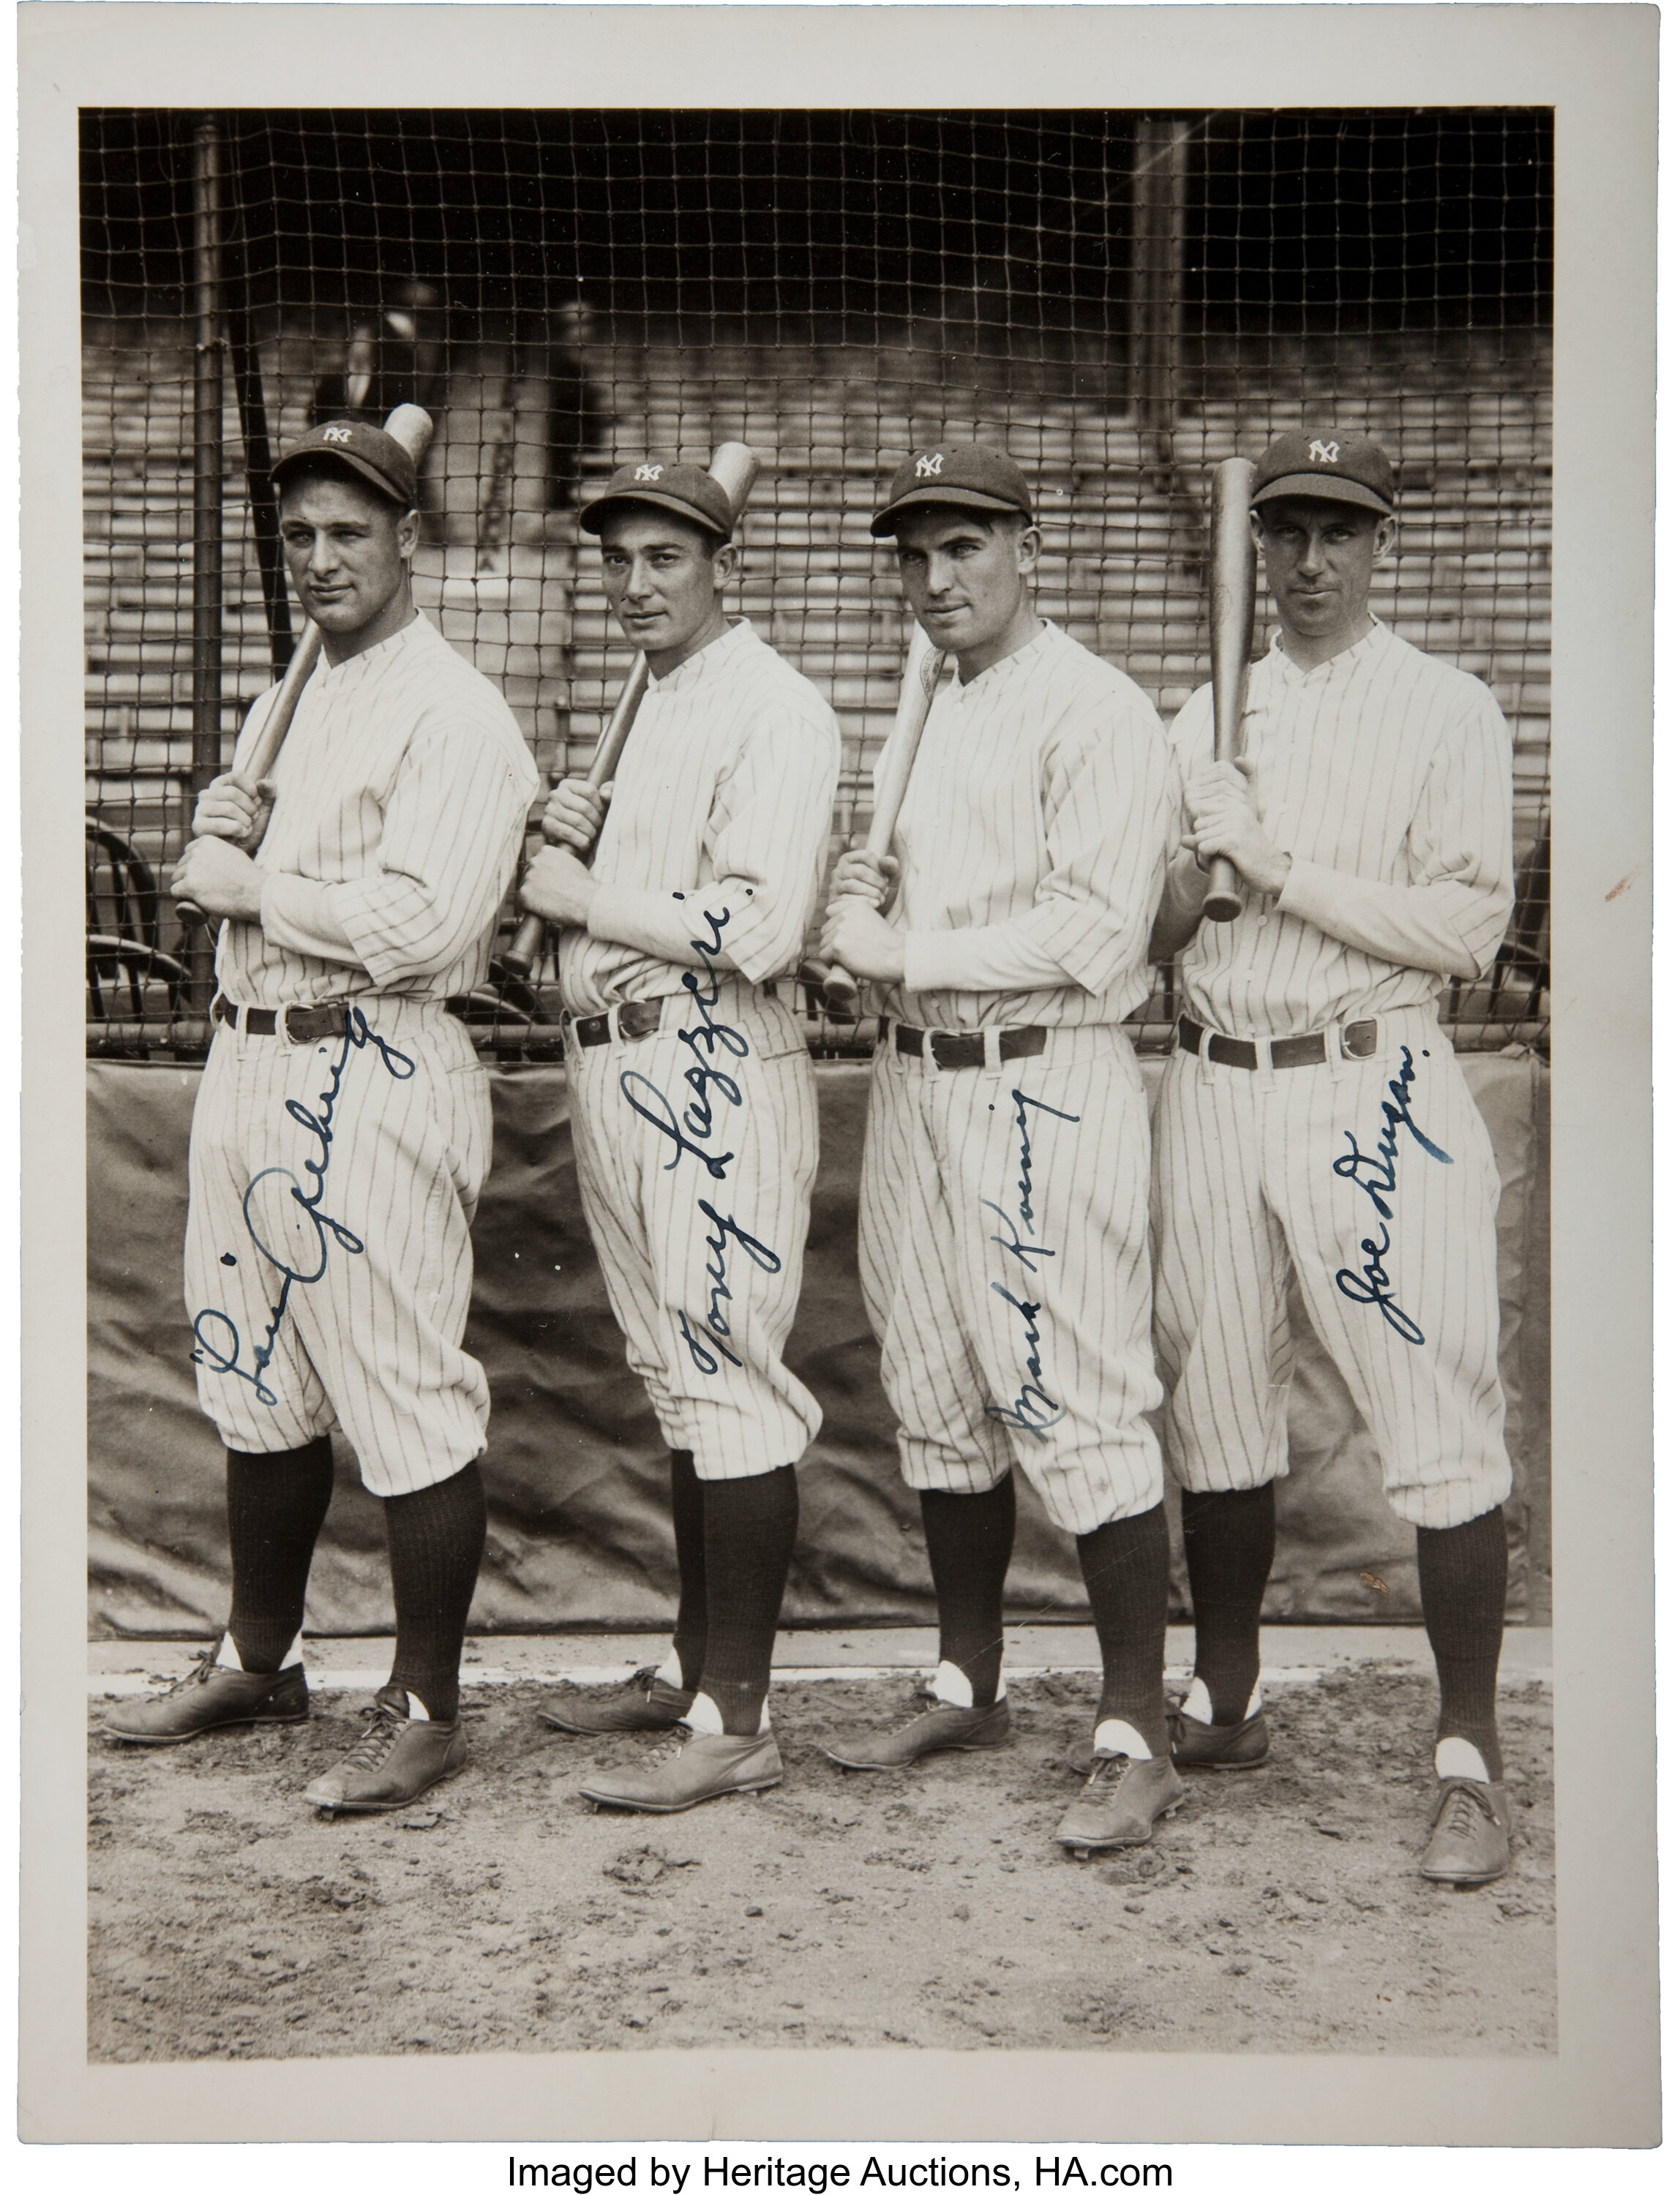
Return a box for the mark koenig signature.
[983,1086,1081,1443]
[192,1008,416,1404]
[1331,1043,1452,1346]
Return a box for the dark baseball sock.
[382,1459,488,1725]
[920,1477,1016,1709]
[1077,1503,1171,1756]
[697,1464,799,1736]
[1180,1482,1277,1724]
[1416,1506,1507,1781]
[669,1448,708,1694]
[224,1436,337,1673]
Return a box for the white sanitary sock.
[653,1646,685,1688]
[1180,1676,1261,1725]
[1435,1736,1491,1782]
[930,1659,1005,1709]
[1093,1718,1152,1760]
[683,1692,770,1738]
[215,1631,303,1674]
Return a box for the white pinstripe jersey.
[880,620,1174,1030]
[217,612,539,1009]
[1168,620,1514,1038]
[556,618,841,1016]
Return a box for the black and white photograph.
[18,0,1658,2154]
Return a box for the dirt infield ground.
[89,1667,1553,2063]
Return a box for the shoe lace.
[1436,1782,1493,1839]
[165,1647,223,1695]
[1079,1751,1133,1795]
[337,1703,408,1775]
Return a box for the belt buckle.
[1340,1018,1379,1060]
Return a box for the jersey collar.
[647,615,757,691]
[1266,615,1389,686]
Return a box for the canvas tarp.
[88,1053,1548,1636]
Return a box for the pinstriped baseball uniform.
[557,618,841,1478]
[858,620,1176,1536]
[1152,618,1515,1529]
[184,612,539,1496]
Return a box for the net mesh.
[82,108,1552,1057]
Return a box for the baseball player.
[1150,430,1518,1885]
[102,420,539,1818]
[818,446,1183,1853]
[517,458,840,1813]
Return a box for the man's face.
[891,508,1038,662]
[1254,496,1395,645]
[279,472,416,638]
[599,509,732,661]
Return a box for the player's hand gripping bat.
[500,440,761,978]
[176,402,436,926]
[817,620,947,1017]
[1201,454,1258,925]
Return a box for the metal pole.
[188,114,227,1013]
[1130,114,1189,470]
[230,309,293,680]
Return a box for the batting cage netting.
[81,108,1552,1061]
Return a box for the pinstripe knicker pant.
[858,1022,1163,1537]
[1151,1003,1512,1531]
[568,980,822,1479]
[184,1000,492,1497]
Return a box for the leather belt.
[213,994,349,1044]
[569,981,786,1051]
[890,1021,1049,1071]
[1177,1013,1379,1071]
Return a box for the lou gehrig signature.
[1331,1044,1452,1346]
[615,905,782,1378]
[982,1087,1081,1442]
[192,1008,416,1405]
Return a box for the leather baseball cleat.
[1420,1776,1512,1886]
[580,1727,783,1814]
[100,1649,310,1745]
[1056,1752,1185,1852]
[823,1688,1010,1771]
[1168,1705,1270,1771]
[539,1665,693,1736]
[302,1687,468,1814]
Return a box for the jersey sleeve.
[901,689,1175,997]
[260,717,538,982]
[586,688,841,982]
[1275,686,1515,979]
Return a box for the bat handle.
[820,964,863,1018]
[1202,856,1243,925]
[501,909,546,979]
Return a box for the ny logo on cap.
[322,425,353,445]
[1308,439,1340,465]
[634,463,664,482]
[915,453,944,478]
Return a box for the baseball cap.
[1250,432,1396,516]
[869,445,1035,536]
[580,461,735,540]
[272,419,419,509]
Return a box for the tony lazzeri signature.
[982,1086,1081,1443]
[1331,1043,1452,1346]
[615,906,783,1380]
[192,1007,416,1404]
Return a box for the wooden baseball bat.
[176,402,435,925]
[501,440,761,978]
[1202,454,1258,925]
[819,620,948,1018]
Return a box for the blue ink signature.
[614,907,784,1381]
[1331,1043,1451,1346]
[983,1087,1081,1443]
[191,1008,416,1403]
